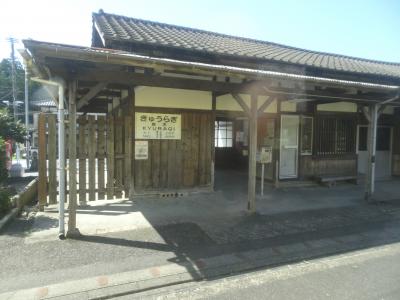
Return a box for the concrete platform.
[25,171,400,243]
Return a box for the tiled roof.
[30,86,56,107]
[92,11,400,81]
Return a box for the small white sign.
[260,146,272,164]
[135,112,181,140]
[135,141,148,160]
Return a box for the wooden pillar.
[248,94,258,213]
[38,113,47,211]
[47,114,57,204]
[211,93,216,190]
[67,81,80,237]
[106,115,115,199]
[88,115,96,201]
[78,116,87,205]
[129,88,136,198]
[365,104,379,201]
[274,98,282,188]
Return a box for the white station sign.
[135,112,181,140]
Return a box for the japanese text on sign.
[135,113,181,140]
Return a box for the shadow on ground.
[2,170,400,292]
[65,170,400,285]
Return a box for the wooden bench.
[315,175,359,187]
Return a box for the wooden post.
[67,81,80,237]
[124,115,132,196]
[38,113,47,211]
[129,88,136,198]
[47,114,57,204]
[88,115,96,200]
[211,93,216,190]
[106,115,115,199]
[365,104,379,201]
[78,116,87,205]
[97,116,106,199]
[274,98,282,188]
[248,94,258,213]
[261,163,265,196]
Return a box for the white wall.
[135,87,212,110]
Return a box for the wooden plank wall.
[299,155,357,178]
[392,121,400,176]
[37,112,132,206]
[37,109,213,205]
[134,110,213,192]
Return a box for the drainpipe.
[31,77,66,240]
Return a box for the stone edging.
[0,178,38,232]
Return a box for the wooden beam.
[378,104,387,115]
[77,82,108,110]
[231,93,251,117]
[257,96,276,116]
[362,106,371,123]
[51,65,399,104]
[108,94,131,113]
[248,94,258,213]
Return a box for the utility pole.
[24,63,30,169]
[8,37,18,122]
[8,37,21,164]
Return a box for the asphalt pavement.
[136,241,400,300]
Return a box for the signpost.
[259,146,272,196]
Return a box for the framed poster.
[135,141,148,160]
[135,112,181,140]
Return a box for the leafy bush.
[0,108,26,143]
[0,188,11,218]
[0,138,7,184]
[0,108,26,186]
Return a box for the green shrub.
[0,138,7,185]
[0,188,11,217]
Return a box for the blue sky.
[0,0,399,62]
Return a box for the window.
[315,116,356,155]
[358,126,368,151]
[215,121,233,148]
[358,127,391,152]
[300,116,313,155]
[377,127,391,151]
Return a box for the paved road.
[136,242,400,300]
[2,199,400,294]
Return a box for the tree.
[0,58,39,120]
[0,58,25,107]
[0,108,26,184]
[0,108,26,143]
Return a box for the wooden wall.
[299,155,357,179]
[37,113,132,206]
[392,120,400,176]
[37,109,213,205]
[134,110,213,192]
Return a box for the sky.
[0,0,399,63]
